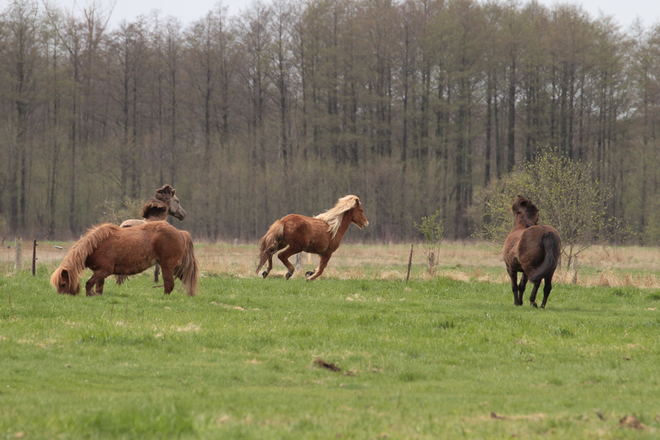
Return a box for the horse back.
[281,214,332,253]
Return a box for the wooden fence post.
[14,238,22,271]
[32,239,38,276]
[406,244,414,282]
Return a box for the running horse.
[51,222,198,297]
[118,184,186,283]
[256,195,369,281]
[502,196,561,308]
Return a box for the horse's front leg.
[86,271,109,296]
[95,278,105,295]
[506,266,520,306]
[306,255,330,281]
[161,269,175,294]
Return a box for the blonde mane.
[314,195,360,239]
[50,224,119,292]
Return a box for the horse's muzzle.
[173,208,186,221]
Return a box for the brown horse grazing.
[503,196,561,308]
[50,222,198,297]
[256,195,369,281]
[119,184,186,228]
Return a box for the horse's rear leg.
[528,282,541,308]
[278,245,302,279]
[262,243,286,278]
[517,272,528,304]
[540,276,553,309]
[306,255,330,281]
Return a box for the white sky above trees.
[58,0,659,31]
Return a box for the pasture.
[1,242,660,439]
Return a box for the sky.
[63,0,659,31]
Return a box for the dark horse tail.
[256,220,285,274]
[173,231,199,296]
[529,231,561,283]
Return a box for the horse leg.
[306,255,330,281]
[161,268,176,294]
[262,243,286,278]
[517,272,529,305]
[95,278,105,296]
[262,255,273,278]
[85,271,109,297]
[278,245,302,279]
[528,282,542,308]
[540,276,553,309]
[506,266,520,306]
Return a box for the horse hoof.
[530,302,538,308]
[285,272,293,280]
[305,270,315,277]
[262,271,269,278]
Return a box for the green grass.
[1,270,660,439]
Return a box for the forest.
[0,0,659,243]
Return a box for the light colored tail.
[174,231,199,296]
[256,220,284,274]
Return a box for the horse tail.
[174,231,199,296]
[256,220,284,274]
[529,231,561,282]
[50,224,118,295]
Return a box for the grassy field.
[2,245,660,439]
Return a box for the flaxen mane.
[314,195,360,239]
[49,224,119,293]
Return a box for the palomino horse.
[503,196,561,308]
[51,222,198,296]
[256,195,369,281]
[118,184,186,283]
[120,184,186,227]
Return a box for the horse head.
[511,196,539,227]
[142,184,186,221]
[351,198,369,229]
[52,268,81,295]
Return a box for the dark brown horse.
[503,196,561,308]
[120,184,186,227]
[51,222,198,296]
[256,195,369,281]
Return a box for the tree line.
[0,0,659,244]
